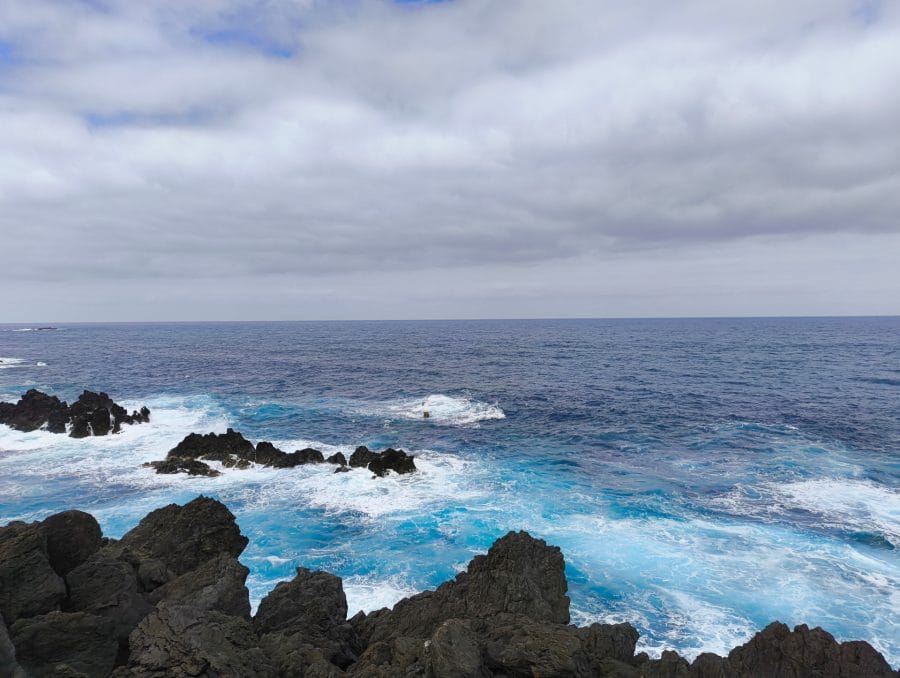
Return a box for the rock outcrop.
[1,497,895,678]
[0,389,150,438]
[145,431,417,478]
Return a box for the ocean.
[0,317,897,664]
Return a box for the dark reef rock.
[1,497,895,678]
[326,452,347,466]
[367,447,416,477]
[147,430,416,478]
[0,389,150,438]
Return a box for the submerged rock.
[0,389,150,438]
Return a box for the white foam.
[362,394,505,426]
[0,357,26,369]
[228,450,484,520]
[343,574,422,615]
[711,478,900,548]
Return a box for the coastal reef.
[0,497,895,677]
[0,390,150,438]
[145,428,417,478]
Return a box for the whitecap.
[342,574,422,615]
[361,394,506,426]
[0,357,26,369]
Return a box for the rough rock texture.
[326,452,347,466]
[0,612,26,678]
[355,530,569,647]
[41,510,103,576]
[0,389,149,438]
[254,568,359,669]
[348,446,377,468]
[10,612,118,678]
[119,603,276,678]
[119,496,248,575]
[0,523,66,624]
[366,448,416,477]
[149,554,251,618]
[2,498,896,678]
[65,549,154,642]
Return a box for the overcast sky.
[1,0,898,321]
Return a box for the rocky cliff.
[0,497,894,678]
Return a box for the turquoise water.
[0,318,897,663]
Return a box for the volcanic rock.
[0,389,150,438]
[119,496,248,576]
[348,446,376,468]
[149,554,251,619]
[41,510,103,576]
[326,452,347,466]
[0,523,66,624]
[10,611,118,678]
[367,448,416,477]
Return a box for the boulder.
[254,568,358,668]
[120,496,248,575]
[144,458,221,477]
[41,510,103,576]
[0,523,66,624]
[149,554,251,618]
[424,619,488,678]
[167,428,255,464]
[348,446,377,468]
[121,603,276,677]
[481,613,593,677]
[367,448,416,477]
[64,550,153,642]
[0,390,69,433]
[356,531,569,646]
[0,613,25,678]
[326,452,347,466]
[721,621,896,678]
[0,389,149,438]
[10,612,118,678]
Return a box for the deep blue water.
[1,318,898,663]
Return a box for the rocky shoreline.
[145,428,417,478]
[0,390,150,438]
[0,497,894,677]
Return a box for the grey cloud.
[0,0,898,318]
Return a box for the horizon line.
[2,313,899,325]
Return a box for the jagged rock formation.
[0,389,150,438]
[0,497,895,678]
[145,431,417,478]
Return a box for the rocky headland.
[0,497,895,678]
[0,390,150,438]
[144,428,417,478]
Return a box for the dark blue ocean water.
[1,318,898,662]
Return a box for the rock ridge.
[0,497,895,677]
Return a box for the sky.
[0,0,898,321]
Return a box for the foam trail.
[363,394,505,426]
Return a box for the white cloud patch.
[0,0,898,319]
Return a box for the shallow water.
[1,318,897,663]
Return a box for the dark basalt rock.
[3,498,896,678]
[348,446,376,468]
[41,510,103,576]
[10,611,118,678]
[119,496,248,576]
[144,457,221,477]
[0,390,69,434]
[355,530,569,648]
[326,452,347,466]
[0,612,25,678]
[0,389,150,438]
[119,603,277,678]
[367,448,416,477]
[149,554,251,619]
[64,550,154,643]
[167,428,255,463]
[0,523,66,624]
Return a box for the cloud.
[0,0,898,318]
